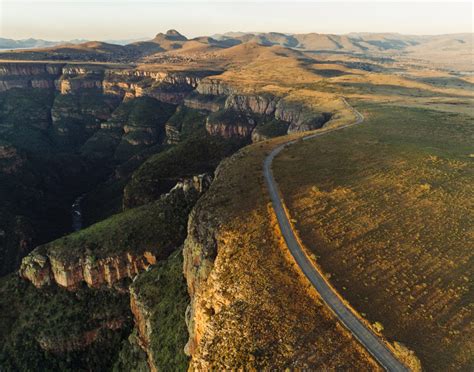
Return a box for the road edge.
[263,98,410,372]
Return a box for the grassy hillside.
[273,102,473,371]
[180,134,380,369]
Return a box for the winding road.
[263,99,409,372]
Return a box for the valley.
[0,28,472,370]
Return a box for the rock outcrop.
[196,78,236,96]
[183,145,379,369]
[0,62,63,91]
[225,93,280,116]
[19,247,157,290]
[205,110,256,139]
[0,62,207,105]
[19,174,212,290]
[130,285,157,371]
[184,92,224,112]
[194,78,333,136]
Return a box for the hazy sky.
[1,1,472,41]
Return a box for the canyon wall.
[189,78,332,139]
[182,144,379,369]
[0,62,333,149]
[19,174,212,291]
[0,62,203,104]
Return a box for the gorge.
[0,28,472,371]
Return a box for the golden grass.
[187,136,381,369]
[273,103,474,371]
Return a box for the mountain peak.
[153,29,187,41]
[166,29,182,36]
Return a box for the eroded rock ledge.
[19,174,212,290]
[0,62,206,104]
[0,62,334,143]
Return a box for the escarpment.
[128,250,190,371]
[0,62,63,91]
[20,247,157,289]
[186,77,333,140]
[183,142,380,369]
[0,61,334,154]
[0,62,209,103]
[19,174,212,290]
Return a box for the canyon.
[0,47,338,369]
[0,28,472,371]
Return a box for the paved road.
[263,100,409,372]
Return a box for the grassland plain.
[273,102,473,371]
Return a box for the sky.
[1,1,472,41]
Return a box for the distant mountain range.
[1,30,472,71]
[213,31,473,54]
[2,31,471,52]
[0,37,148,49]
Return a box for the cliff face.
[129,291,155,370]
[196,78,236,96]
[0,62,205,104]
[19,174,212,291]
[183,143,380,369]
[20,248,157,290]
[205,110,256,139]
[193,78,332,138]
[102,69,202,104]
[0,62,332,149]
[129,250,190,372]
[184,93,224,112]
[0,62,63,91]
[225,93,280,116]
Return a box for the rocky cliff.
[0,62,333,150]
[19,174,212,290]
[192,78,333,139]
[20,247,157,289]
[0,62,207,104]
[129,250,189,371]
[0,62,63,91]
[183,142,380,369]
[205,109,256,139]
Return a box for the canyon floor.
[0,30,472,370]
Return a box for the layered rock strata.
[0,62,207,104]
[20,174,212,290]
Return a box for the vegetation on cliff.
[0,274,131,370]
[0,27,472,371]
[124,134,243,208]
[130,250,189,371]
[42,184,198,264]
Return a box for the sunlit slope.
[182,134,380,369]
[273,102,473,371]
